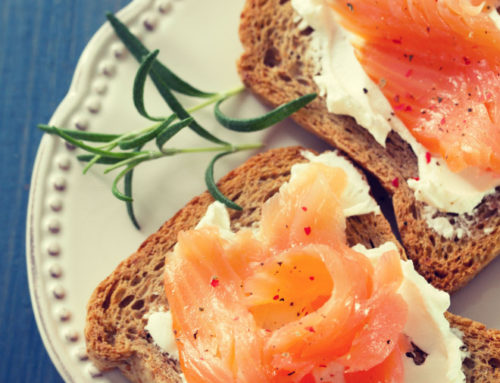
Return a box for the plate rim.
[26,1,157,381]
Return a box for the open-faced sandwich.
[85,147,500,383]
[82,1,500,382]
[238,0,500,292]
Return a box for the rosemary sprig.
[38,13,317,229]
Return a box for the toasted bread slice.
[237,0,500,293]
[85,147,500,382]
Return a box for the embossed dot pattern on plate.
[28,2,176,381]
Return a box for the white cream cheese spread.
[145,310,179,360]
[291,0,500,220]
[145,310,187,383]
[354,243,466,383]
[147,151,466,382]
[421,205,469,240]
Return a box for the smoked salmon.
[328,0,500,173]
[164,163,409,382]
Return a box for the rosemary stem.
[97,120,167,150]
[82,154,103,174]
[104,152,158,174]
[187,85,245,114]
[97,85,245,152]
[171,142,261,155]
[104,142,262,174]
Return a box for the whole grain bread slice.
[86,147,500,382]
[237,0,500,293]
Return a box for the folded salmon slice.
[164,163,408,382]
[328,0,500,173]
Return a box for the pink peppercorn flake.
[309,276,315,281]
[304,227,311,236]
[273,295,279,301]
[392,38,402,44]
[413,177,420,181]
[405,69,413,77]
[392,177,399,188]
[440,117,446,124]
[305,326,316,333]
[463,56,471,65]
[210,277,219,287]
[302,206,308,211]
[425,152,432,164]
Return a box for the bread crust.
[237,0,500,293]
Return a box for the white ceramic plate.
[26,0,500,382]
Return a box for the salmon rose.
[164,163,409,383]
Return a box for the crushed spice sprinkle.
[210,277,220,287]
[392,177,399,188]
[304,226,312,235]
[425,151,432,164]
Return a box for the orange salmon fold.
[328,0,500,173]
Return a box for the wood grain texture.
[0,1,130,381]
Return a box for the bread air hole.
[264,46,281,68]
[119,295,134,308]
[488,358,500,369]
[131,299,145,310]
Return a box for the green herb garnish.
[38,13,316,229]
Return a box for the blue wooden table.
[0,1,130,381]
